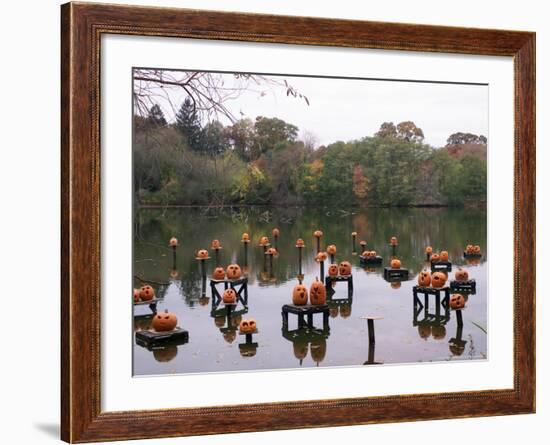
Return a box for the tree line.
[134,102,487,207]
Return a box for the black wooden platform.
[282,304,330,331]
[450,279,477,293]
[413,285,450,308]
[359,256,383,265]
[210,277,248,309]
[325,274,353,297]
[430,261,452,272]
[135,327,189,347]
[413,287,451,328]
[463,252,482,258]
[281,325,330,343]
[383,267,409,281]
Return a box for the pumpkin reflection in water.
[310,337,327,364]
[133,316,152,332]
[329,307,339,318]
[418,325,431,340]
[340,303,352,318]
[198,296,209,306]
[390,281,401,289]
[293,339,309,362]
[240,343,258,358]
[431,325,446,340]
[223,331,237,344]
[214,316,226,328]
[152,345,178,363]
[449,342,466,356]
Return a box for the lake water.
[133,206,487,376]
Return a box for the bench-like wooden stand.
[282,304,330,331]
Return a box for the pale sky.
[145,71,488,148]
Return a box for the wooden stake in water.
[319,260,325,282]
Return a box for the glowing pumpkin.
[431,253,440,262]
[315,252,328,263]
[152,310,177,332]
[425,246,433,255]
[431,271,447,288]
[226,264,242,280]
[295,238,305,248]
[259,236,270,246]
[139,284,155,301]
[241,232,250,242]
[272,228,280,237]
[292,284,308,305]
[222,288,237,304]
[417,270,431,287]
[313,230,323,238]
[454,268,469,282]
[169,237,178,247]
[390,258,401,269]
[211,239,221,249]
[133,288,140,302]
[310,278,327,305]
[196,249,209,259]
[440,250,449,262]
[328,263,339,276]
[326,244,337,255]
[450,293,466,309]
[212,266,226,280]
[339,261,352,276]
[390,236,398,246]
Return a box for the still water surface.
[133,206,487,376]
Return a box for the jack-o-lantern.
[454,268,469,282]
[259,236,270,246]
[266,247,277,256]
[431,253,440,262]
[328,263,339,276]
[292,284,308,305]
[310,278,327,305]
[272,228,280,237]
[466,244,474,253]
[431,325,446,340]
[248,319,257,332]
[133,288,140,302]
[169,237,178,247]
[211,239,221,250]
[391,281,402,289]
[360,240,367,247]
[316,252,328,263]
[418,325,431,339]
[326,244,337,255]
[226,264,242,280]
[196,249,209,259]
[390,236,398,246]
[310,337,327,363]
[449,293,466,309]
[440,250,449,262]
[418,270,432,287]
[212,266,226,280]
[425,246,433,255]
[431,271,447,288]
[339,261,352,276]
[473,245,481,254]
[241,232,250,242]
[296,238,305,248]
[222,288,237,304]
[152,310,177,332]
[239,320,252,334]
[370,250,377,257]
[313,230,323,238]
[390,258,401,269]
[351,231,358,237]
[139,284,155,301]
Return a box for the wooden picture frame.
[61,2,535,442]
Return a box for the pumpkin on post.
[450,293,466,309]
[454,268,469,282]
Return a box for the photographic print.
[132,68,488,376]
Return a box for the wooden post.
[456,309,463,327]
[316,237,321,253]
[244,242,248,266]
[330,253,335,264]
[172,247,177,270]
[201,276,206,297]
[319,260,325,282]
[274,235,278,250]
[214,248,220,267]
[298,248,303,274]
[367,319,375,344]
[199,259,206,279]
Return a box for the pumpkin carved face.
[315,252,328,263]
[295,238,305,248]
[450,293,466,309]
[473,245,481,254]
[272,228,280,237]
[139,284,155,301]
[466,244,474,253]
[326,244,337,255]
[431,253,440,262]
[431,272,447,288]
[440,250,449,262]
[339,261,352,276]
[226,264,242,280]
[239,319,254,334]
[259,236,270,246]
[266,247,277,256]
[425,246,433,254]
[133,288,141,302]
[241,232,250,242]
[390,236,398,246]
[360,240,367,247]
[370,250,377,257]
[169,237,178,247]
[454,268,469,282]
[313,230,323,238]
[328,263,339,277]
[310,279,327,305]
[222,288,237,304]
[196,249,209,259]
[292,284,308,305]
[152,310,177,332]
[351,231,358,237]
[390,258,401,269]
[418,270,431,287]
[212,267,226,280]
[211,239,221,250]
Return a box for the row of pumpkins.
[417,267,471,310]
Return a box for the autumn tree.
[375,122,397,138]
[352,165,370,201]
[396,121,424,143]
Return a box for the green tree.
[201,121,229,156]
[175,97,203,152]
[253,116,298,159]
[145,104,167,127]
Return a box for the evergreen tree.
[175,97,203,151]
[146,104,167,127]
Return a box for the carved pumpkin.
[310,337,327,363]
[315,252,328,263]
[169,237,178,247]
[390,236,398,246]
[241,232,250,242]
[431,325,446,340]
[212,266,226,280]
[370,250,377,257]
[211,239,221,250]
[339,261,352,276]
[391,281,402,289]
[454,268,469,282]
[272,228,280,237]
[292,284,308,305]
[466,244,474,253]
[239,319,252,334]
[196,249,209,259]
[425,246,433,255]
[440,250,449,262]
[133,288,141,302]
[152,310,177,332]
[418,270,431,287]
[153,345,178,363]
[310,278,327,305]
[226,264,242,280]
[266,247,277,255]
[450,293,466,309]
[259,236,270,246]
[248,319,257,332]
[360,240,367,247]
[431,253,440,262]
[390,258,401,269]
[431,271,447,288]
[473,245,481,254]
[313,230,323,238]
[328,263,339,277]
[295,238,305,248]
[326,244,337,255]
[418,325,431,339]
[222,288,237,304]
[139,284,155,301]
[351,231,358,237]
